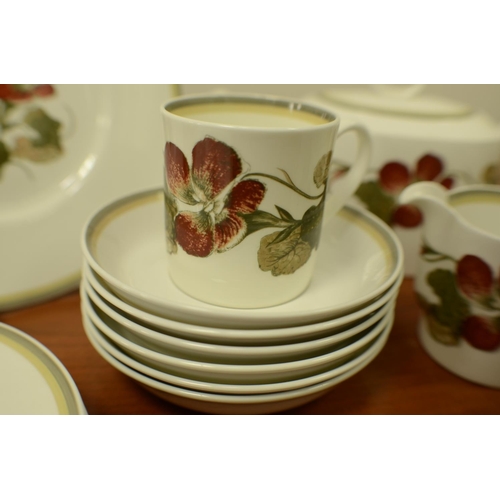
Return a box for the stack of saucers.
[80,188,404,414]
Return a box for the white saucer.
[82,306,394,385]
[0,85,178,312]
[84,316,391,414]
[84,306,392,396]
[84,261,402,346]
[82,279,395,363]
[0,322,86,414]
[83,188,403,329]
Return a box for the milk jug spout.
[399,181,455,227]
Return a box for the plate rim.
[83,312,392,405]
[83,266,399,345]
[0,322,86,415]
[82,188,404,328]
[0,85,178,312]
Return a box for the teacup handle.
[326,125,371,217]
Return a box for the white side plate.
[0,322,86,414]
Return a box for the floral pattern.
[164,137,332,276]
[0,84,55,102]
[164,138,266,257]
[417,245,500,351]
[0,84,63,179]
[355,154,455,228]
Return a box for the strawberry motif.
[356,153,454,228]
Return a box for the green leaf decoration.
[275,205,296,222]
[313,151,332,188]
[425,306,461,345]
[0,141,9,168]
[13,108,63,163]
[300,203,324,250]
[426,268,471,337]
[242,210,291,237]
[416,292,459,345]
[269,222,301,245]
[258,227,312,276]
[355,181,396,225]
[164,190,178,254]
[420,243,455,263]
[24,108,62,148]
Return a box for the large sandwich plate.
[0,84,178,311]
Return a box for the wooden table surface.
[1,278,500,415]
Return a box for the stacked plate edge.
[80,188,404,413]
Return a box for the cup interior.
[163,94,337,129]
[451,190,500,238]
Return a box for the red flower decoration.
[379,154,454,228]
[0,84,55,102]
[164,137,266,257]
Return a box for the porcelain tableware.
[82,188,403,329]
[84,309,391,396]
[400,182,500,388]
[0,322,86,414]
[83,261,402,345]
[306,86,500,276]
[83,316,391,414]
[82,282,395,363]
[82,305,394,385]
[0,84,179,312]
[161,93,371,308]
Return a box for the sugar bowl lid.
[311,85,500,142]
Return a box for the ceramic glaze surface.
[82,282,395,364]
[402,183,500,387]
[83,261,402,345]
[0,84,179,312]
[161,94,371,308]
[305,89,500,278]
[83,188,403,329]
[170,101,331,127]
[83,306,392,396]
[0,322,86,414]
[83,314,391,413]
[82,302,394,385]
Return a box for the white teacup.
[161,94,371,309]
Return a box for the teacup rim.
[161,91,339,131]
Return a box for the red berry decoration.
[456,255,494,301]
[392,204,423,228]
[416,154,443,181]
[33,84,55,97]
[0,84,31,101]
[379,162,410,193]
[440,176,454,190]
[462,316,500,351]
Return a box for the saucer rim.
[82,188,404,329]
[84,309,392,395]
[84,261,403,344]
[83,314,391,405]
[83,274,396,361]
[81,295,394,378]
